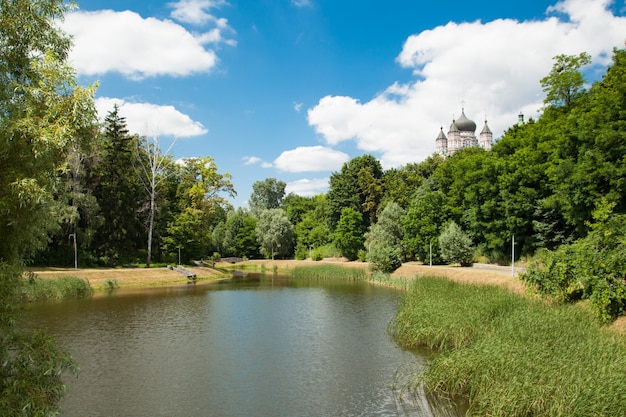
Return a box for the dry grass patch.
[29,266,224,289]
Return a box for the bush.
[368,242,402,273]
[438,221,474,266]
[521,207,626,322]
[312,248,324,261]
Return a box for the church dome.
[455,109,476,132]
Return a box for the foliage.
[391,276,626,416]
[293,195,331,260]
[540,52,591,107]
[255,208,294,259]
[403,186,447,263]
[521,201,626,322]
[91,106,144,266]
[327,155,383,228]
[365,202,406,272]
[333,207,366,261]
[0,0,98,414]
[248,178,286,216]
[438,221,475,266]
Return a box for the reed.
[391,276,626,416]
[291,264,367,281]
[20,276,93,302]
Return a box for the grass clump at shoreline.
[391,276,626,416]
[291,264,367,281]
[20,275,93,303]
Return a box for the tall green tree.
[403,186,448,264]
[0,0,97,414]
[91,106,144,265]
[333,207,366,261]
[327,155,383,228]
[365,202,406,272]
[248,178,286,216]
[163,156,235,262]
[255,208,294,259]
[540,52,591,108]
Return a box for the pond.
[25,273,463,416]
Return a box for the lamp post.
[69,233,77,270]
[511,235,515,278]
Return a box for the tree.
[327,155,383,228]
[365,202,406,272]
[0,0,97,413]
[438,221,475,266]
[137,136,175,267]
[255,209,294,259]
[540,52,591,108]
[92,106,144,265]
[333,207,366,261]
[248,178,286,216]
[403,187,448,263]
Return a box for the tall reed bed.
[20,276,93,302]
[291,264,367,281]
[391,276,626,416]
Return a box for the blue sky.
[62,0,626,207]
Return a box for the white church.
[435,108,493,156]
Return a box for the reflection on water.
[25,273,463,417]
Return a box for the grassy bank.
[391,276,626,416]
[291,264,367,280]
[19,275,93,303]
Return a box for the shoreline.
[28,259,625,333]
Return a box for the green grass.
[20,276,94,302]
[291,264,367,281]
[391,276,626,416]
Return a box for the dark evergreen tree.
[91,105,144,265]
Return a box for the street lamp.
[69,233,77,270]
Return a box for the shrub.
[521,205,626,322]
[438,221,474,266]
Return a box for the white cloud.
[63,9,228,79]
[168,0,225,25]
[95,97,208,138]
[273,146,349,172]
[308,0,626,168]
[293,102,304,112]
[243,156,262,165]
[286,178,329,197]
[242,156,273,168]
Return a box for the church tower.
[435,127,447,155]
[447,119,461,154]
[479,120,493,151]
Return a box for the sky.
[61,0,626,207]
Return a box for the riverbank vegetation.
[391,276,626,416]
[18,275,93,303]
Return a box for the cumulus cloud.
[95,97,208,138]
[274,146,349,172]
[307,0,626,168]
[286,178,330,197]
[62,9,232,79]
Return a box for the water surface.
[26,273,460,416]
